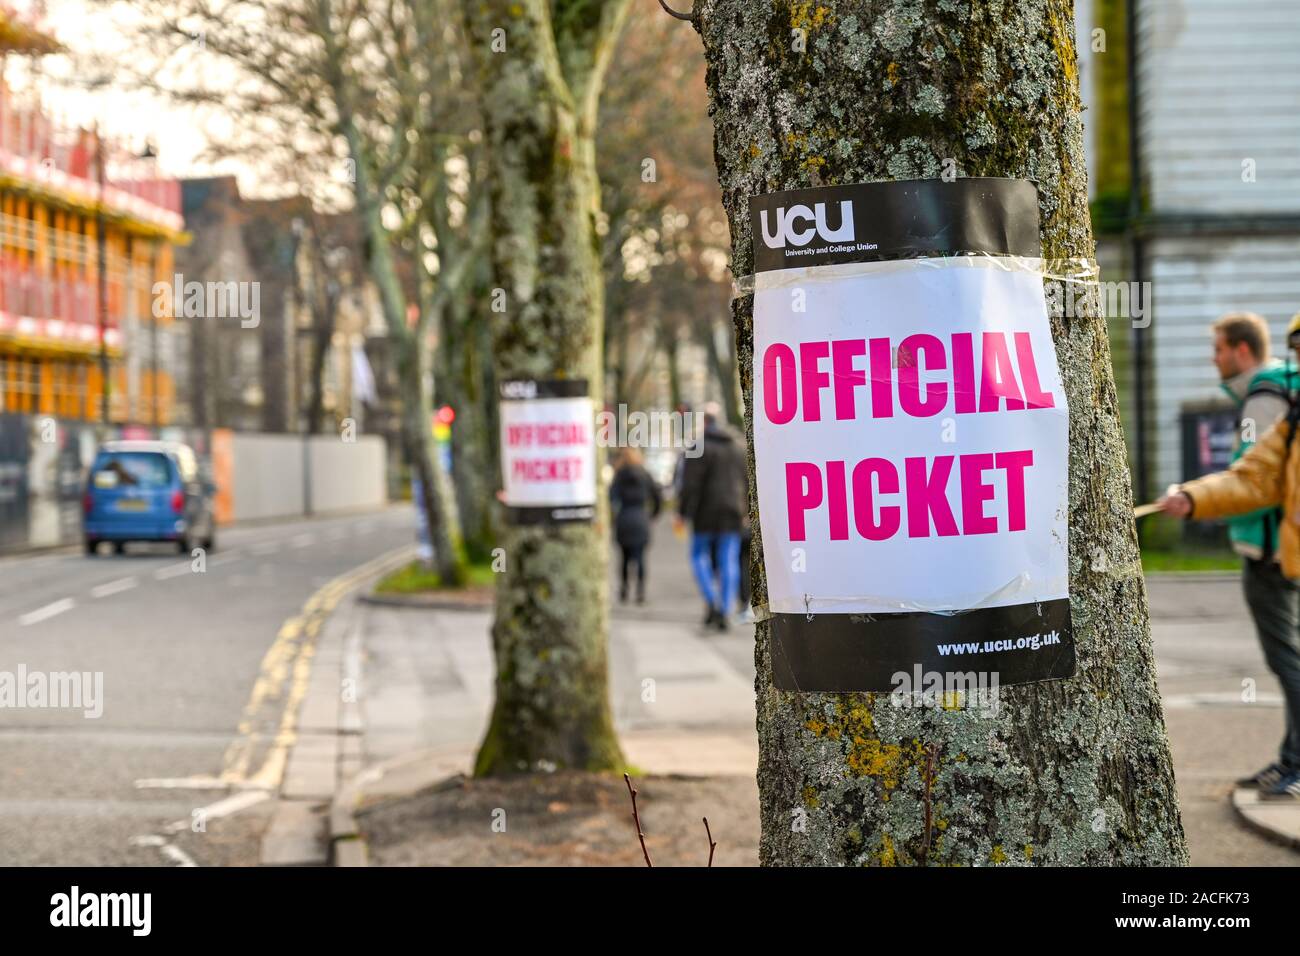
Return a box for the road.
[0,507,413,866]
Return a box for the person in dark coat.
[677,403,749,631]
[609,448,662,604]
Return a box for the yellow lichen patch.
[878,833,897,867]
[936,818,948,831]
[1046,7,1080,90]
[990,844,1008,865]
[749,142,760,159]
[847,737,903,785]
[804,700,909,783]
[886,61,901,86]
[1024,844,1034,861]
[789,0,833,33]
[802,785,819,809]
[802,155,827,171]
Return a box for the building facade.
[1077,0,1300,515]
[0,14,185,428]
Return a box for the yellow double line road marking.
[220,546,415,790]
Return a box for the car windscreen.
[91,452,174,490]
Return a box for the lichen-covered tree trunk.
[693,0,1187,864]
[437,292,497,561]
[339,114,466,588]
[465,0,629,774]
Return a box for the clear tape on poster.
[731,255,1100,299]
[749,571,1045,622]
[745,555,1143,622]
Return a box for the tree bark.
[465,0,629,774]
[693,0,1186,865]
[339,111,467,587]
[437,290,498,560]
[304,274,338,436]
[698,315,742,429]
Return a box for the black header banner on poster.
[498,378,597,526]
[749,177,1041,274]
[749,178,1074,692]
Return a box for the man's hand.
[1158,484,1193,519]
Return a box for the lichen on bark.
[692,0,1187,864]
[465,0,630,775]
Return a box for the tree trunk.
[305,283,337,435]
[698,315,742,429]
[464,0,629,774]
[693,0,1186,865]
[339,113,467,587]
[662,321,682,409]
[438,291,497,561]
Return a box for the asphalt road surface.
[0,507,412,866]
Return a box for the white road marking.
[325,527,348,541]
[290,533,316,549]
[355,521,374,534]
[208,551,242,567]
[164,789,269,833]
[135,776,242,791]
[160,843,199,867]
[130,834,198,867]
[250,542,280,556]
[154,562,193,581]
[1162,691,1284,709]
[91,576,138,599]
[18,598,74,626]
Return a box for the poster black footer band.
[506,504,596,525]
[770,598,1074,692]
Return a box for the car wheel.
[85,539,98,556]
[113,541,126,555]
[202,530,216,552]
[177,536,191,555]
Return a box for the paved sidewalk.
[359,517,757,779]
[1146,573,1300,862]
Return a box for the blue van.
[83,440,217,555]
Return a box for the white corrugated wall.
[1137,0,1300,215]
[1137,0,1300,491]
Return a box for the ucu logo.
[759,200,855,249]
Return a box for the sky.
[16,0,255,191]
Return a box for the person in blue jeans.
[676,403,748,632]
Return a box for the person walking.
[1159,313,1300,801]
[609,448,661,604]
[677,402,748,631]
[1212,313,1293,566]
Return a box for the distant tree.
[107,0,480,584]
[461,0,630,774]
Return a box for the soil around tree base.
[357,772,760,866]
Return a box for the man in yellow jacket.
[1160,316,1300,801]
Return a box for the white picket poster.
[498,379,596,524]
[749,178,1073,691]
